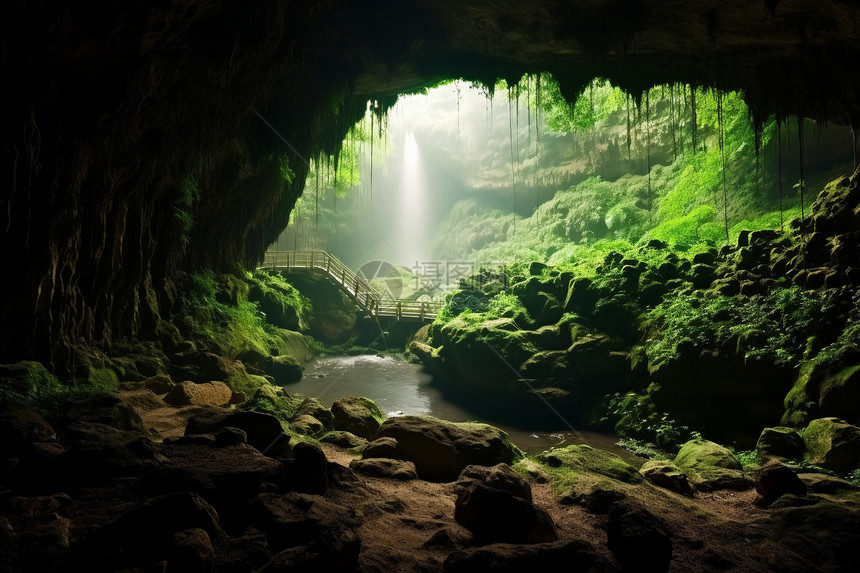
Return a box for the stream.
[285,354,642,464]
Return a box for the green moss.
[179,270,308,360]
[674,439,743,471]
[645,286,830,368]
[532,444,643,497]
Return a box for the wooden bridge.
[261,250,444,321]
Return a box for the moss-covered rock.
[0,361,62,407]
[535,445,643,485]
[649,352,793,448]
[374,416,522,482]
[319,431,368,450]
[802,417,860,474]
[640,460,695,496]
[331,396,385,439]
[529,445,641,512]
[818,365,860,423]
[673,439,750,492]
[259,355,303,384]
[756,427,806,460]
[784,359,860,427]
[430,316,537,387]
[290,414,326,436]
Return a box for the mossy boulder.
[319,431,368,449]
[640,460,694,496]
[0,361,62,406]
[290,414,326,436]
[756,427,806,460]
[535,445,643,485]
[784,359,860,427]
[271,329,315,364]
[563,277,599,315]
[430,316,537,387]
[331,396,385,439]
[650,352,793,448]
[673,439,750,492]
[532,445,641,512]
[374,416,522,482]
[818,365,860,423]
[259,355,303,384]
[802,417,860,474]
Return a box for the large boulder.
[649,352,793,447]
[639,460,694,497]
[535,445,643,485]
[753,462,807,508]
[374,416,522,482]
[607,501,672,572]
[259,355,303,384]
[285,441,327,495]
[185,410,289,455]
[455,463,532,502]
[76,492,224,572]
[163,380,233,406]
[428,316,537,388]
[673,439,750,492]
[330,397,385,439]
[246,492,359,554]
[818,365,860,423]
[60,421,165,484]
[137,442,284,505]
[0,409,57,456]
[349,458,418,480]
[756,426,806,460]
[533,445,642,512]
[454,482,557,545]
[803,417,860,474]
[443,541,602,573]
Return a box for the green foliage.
[180,270,287,359]
[0,361,119,420]
[600,392,702,452]
[174,174,201,241]
[279,154,295,183]
[645,286,830,367]
[536,76,627,133]
[247,269,314,331]
[731,449,762,470]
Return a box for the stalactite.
[626,93,631,161]
[369,104,374,220]
[777,120,784,231]
[852,121,859,170]
[508,88,517,218]
[798,116,806,222]
[670,84,677,160]
[718,91,729,243]
[690,85,698,152]
[534,74,542,216]
[646,89,652,223]
[455,80,462,162]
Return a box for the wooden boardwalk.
[261,250,443,321]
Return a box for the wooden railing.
[261,250,444,320]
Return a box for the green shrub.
[645,286,831,367]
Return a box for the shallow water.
[285,354,642,464]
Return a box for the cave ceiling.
[1,0,860,365]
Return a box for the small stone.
[349,458,418,480]
[362,437,398,459]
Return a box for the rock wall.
[3,0,860,370]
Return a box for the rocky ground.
[2,379,860,573]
